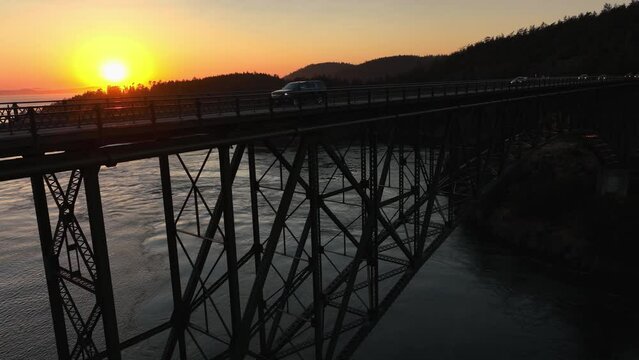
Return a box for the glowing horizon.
[71,35,155,88]
[0,0,629,90]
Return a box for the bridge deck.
[0,77,616,181]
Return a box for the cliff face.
[475,135,639,277]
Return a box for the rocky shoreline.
[471,134,639,282]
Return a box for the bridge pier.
[30,167,125,359]
[159,155,188,360]
[307,140,325,360]
[83,167,121,360]
[30,174,70,359]
[218,145,243,359]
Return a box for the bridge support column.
[247,144,267,354]
[31,174,71,360]
[159,155,187,360]
[83,166,121,360]
[367,126,379,312]
[308,140,325,359]
[218,145,242,358]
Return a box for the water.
[0,93,78,105]
[1,150,638,359]
[355,227,639,359]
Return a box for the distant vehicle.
[271,80,327,106]
[625,73,635,79]
[510,76,528,85]
[635,74,639,79]
[598,75,607,81]
[578,74,589,80]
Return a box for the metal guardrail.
[0,76,631,136]
[0,80,636,181]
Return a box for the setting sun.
[71,35,155,88]
[101,60,128,83]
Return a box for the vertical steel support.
[162,145,246,358]
[399,142,405,224]
[10,103,18,135]
[237,140,307,357]
[308,140,324,359]
[159,155,187,360]
[218,145,242,358]
[368,126,379,311]
[83,167,121,360]
[361,127,368,235]
[413,118,421,256]
[31,174,70,360]
[417,117,449,254]
[248,145,267,354]
[28,108,37,138]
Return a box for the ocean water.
[0,93,78,105]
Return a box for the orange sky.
[0,0,625,90]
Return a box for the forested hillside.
[292,3,639,83]
[285,56,440,83]
[398,2,639,81]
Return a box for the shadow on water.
[355,225,639,360]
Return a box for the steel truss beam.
[27,91,605,359]
[31,168,112,359]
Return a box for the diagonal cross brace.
[162,144,246,359]
[234,139,308,358]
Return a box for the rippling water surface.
[1,151,638,359]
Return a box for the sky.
[0,0,628,90]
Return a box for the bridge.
[1,77,637,360]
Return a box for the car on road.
[271,80,327,106]
[509,76,528,85]
[578,74,589,80]
[598,74,607,81]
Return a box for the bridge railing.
[0,76,631,136]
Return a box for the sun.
[100,60,128,84]
[72,36,155,87]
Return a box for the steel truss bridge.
[1,77,638,360]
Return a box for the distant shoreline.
[0,93,81,104]
[0,86,98,97]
